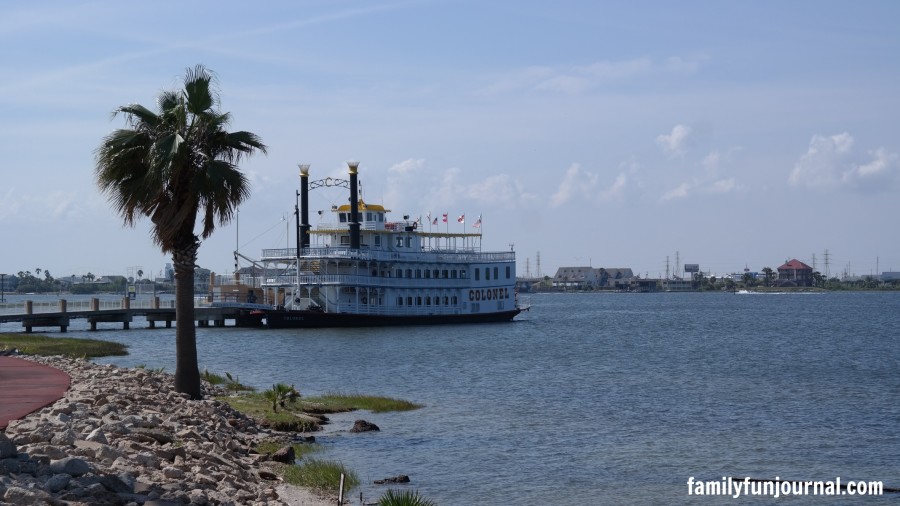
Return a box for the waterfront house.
[777,259,813,287]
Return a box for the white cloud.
[841,147,899,191]
[550,163,599,207]
[788,132,854,187]
[466,174,535,207]
[483,56,702,95]
[656,124,692,157]
[661,182,691,201]
[389,158,425,175]
[707,178,735,193]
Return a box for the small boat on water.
[236,162,524,328]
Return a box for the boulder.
[271,446,296,464]
[349,420,380,433]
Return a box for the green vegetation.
[219,392,321,432]
[262,382,301,412]
[217,390,421,432]
[278,459,359,493]
[378,489,437,506]
[304,392,423,413]
[0,333,127,358]
[202,369,255,392]
[95,64,267,400]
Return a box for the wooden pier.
[0,297,263,333]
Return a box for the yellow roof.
[336,199,388,212]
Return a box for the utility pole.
[811,253,816,272]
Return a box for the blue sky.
[1,0,898,280]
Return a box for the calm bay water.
[4,291,899,504]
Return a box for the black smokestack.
[299,164,310,249]
[348,161,360,249]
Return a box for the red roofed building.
[777,259,813,287]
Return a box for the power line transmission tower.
[824,249,831,279]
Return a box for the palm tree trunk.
[173,242,202,399]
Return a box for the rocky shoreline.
[0,355,333,505]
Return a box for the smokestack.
[348,161,360,249]
[298,164,311,249]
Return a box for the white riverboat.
[252,162,523,328]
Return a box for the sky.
[1,0,899,281]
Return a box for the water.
[7,291,900,504]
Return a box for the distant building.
[552,266,635,289]
[777,259,813,287]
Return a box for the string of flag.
[423,212,483,230]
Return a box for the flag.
[432,217,438,225]
[473,215,482,228]
[442,213,448,223]
[457,214,465,223]
[426,211,431,222]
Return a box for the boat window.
[442,269,448,279]
[397,297,403,306]
[416,269,422,278]
[406,269,412,278]
[339,213,347,223]
[395,237,403,247]
[451,295,458,305]
[416,296,422,305]
[494,267,499,279]
[425,296,431,305]
[366,212,373,221]
[406,237,412,248]
[443,296,449,305]
[486,269,491,280]
[474,268,480,280]
[378,213,384,222]
[451,270,458,279]
[340,236,350,245]
[506,266,511,278]
[396,269,403,278]
[424,270,431,279]
[433,269,439,278]
[374,236,381,247]
[461,270,467,279]
[407,296,413,305]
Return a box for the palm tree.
[761,267,774,287]
[95,65,266,399]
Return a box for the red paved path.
[0,356,71,430]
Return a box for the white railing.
[0,298,176,316]
[261,247,514,264]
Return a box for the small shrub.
[378,489,437,506]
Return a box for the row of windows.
[474,266,512,280]
[395,268,467,279]
[397,295,460,306]
[338,212,385,223]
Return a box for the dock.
[0,297,264,333]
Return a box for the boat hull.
[263,308,522,328]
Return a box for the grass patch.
[305,392,423,413]
[0,333,127,358]
[202,369,255,392]
[218,392,321,432]
[279,459,359,493]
